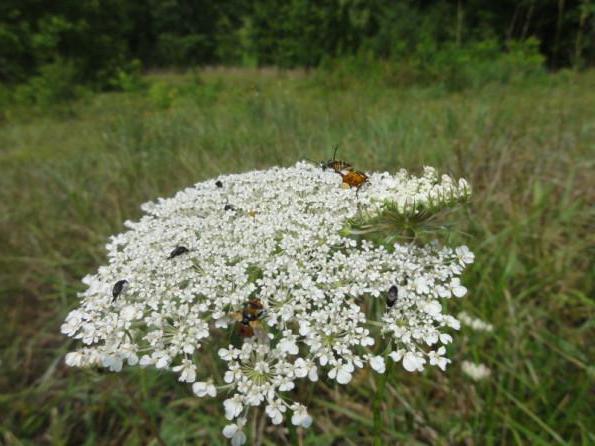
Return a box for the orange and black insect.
[339,169,369,190]
[320,145,353,172]
[237,320,255,337]
[235,298,266,338]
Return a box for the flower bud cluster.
[458,311,493,332]
[62,161,473,443]
[461,361,492,381]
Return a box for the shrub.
[12,59,81,108]
[315,39,546,92]
[108,59,147,92]
[413,38,545,90]
[148,81,178,109]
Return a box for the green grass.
[1,68,594,445]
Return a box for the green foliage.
[12,59,81,108]
[181,79,222,106]
[0,22,27,81]
[156,33,211,67]
[314,53,387,90]
[0,83,10,115]
[108,60,147,93]
[30,15,85,64]
[2,0,595,95]
[147,75,222,110]
[148,81,178,109]
[315,38,547,92]
[414,38,546,91]
[0,1,133,87]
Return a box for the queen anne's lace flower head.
[62,161,473,443]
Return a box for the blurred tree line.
[1,0,594,89]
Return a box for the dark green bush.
[148,81,178,109]
[12,59,82,108]
[315,38,546,92]
[414,38,545,90]
[108,59,147,92]
[1,0,591,107]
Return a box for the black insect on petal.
[387,285,399,308]
[112,279,128,302]
[224,204,236,211]
[168,246,189,259]
[215,180,223,188]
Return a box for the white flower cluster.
[458,311,493,333]
[461,361,492,381]
[62,161,473,444]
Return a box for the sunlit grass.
[1,68,593,445]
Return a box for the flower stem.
[288,423,299,445]
[372,359,392,446]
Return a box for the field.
[1,68,593,445]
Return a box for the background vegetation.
[1,0,595,108]
[1,66,593,444]
[1,1,594,445]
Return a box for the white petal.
[389,350,404,362]
[192,382,210,397]
[224,371,234,383]
[453,285,467,297]
[336,368,352,384]
[231,431,246,446]
[403,352,424,372]
[222,424,238,439]
[425,300,442,316]
[121,305,137,321]
[207,384,217,397]
[370,356,386,373]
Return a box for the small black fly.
[215,180,223,188]
[112,279,128,303]
[168,246,189,259]
[224,204,236,211]
[386,285,399,308]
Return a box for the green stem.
[372,359,392,446]
[288,422,299,445]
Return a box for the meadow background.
[1,1,595,445]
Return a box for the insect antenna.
[332,144,339,161]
